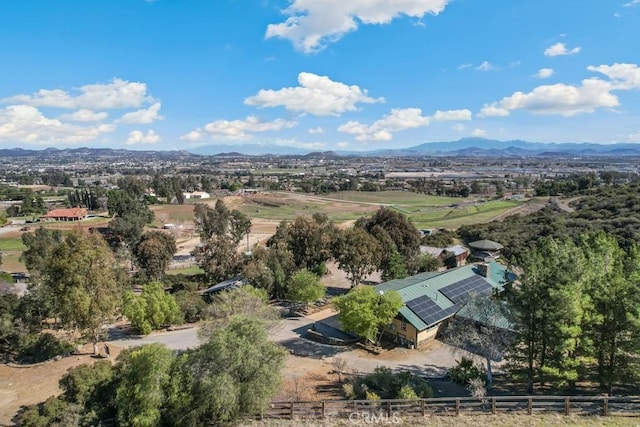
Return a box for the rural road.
[109,317,485,379]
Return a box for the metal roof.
[376,262,508,330]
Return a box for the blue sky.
[1,0,639,152]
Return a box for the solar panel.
[406,295,458,327]
[440,276,493,304]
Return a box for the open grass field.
[1,192,530,273]
[325,191,472,206]
[166,265,203,276]
[407,200,521,229]
[150,203,198,227]
[0,236,25,252]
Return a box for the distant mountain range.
[1,138,640,158]
[193,138,640,157]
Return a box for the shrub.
[341,366,432,400]
[174,290,208,323]
[17,333,74,363]
[397,385,418,399]
[343,383,356,400]
[448,357,486,385]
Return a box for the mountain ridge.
[1,138,639,158]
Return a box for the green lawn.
[326,191,470,206]
[0,237,25,251]
[166,266,204,276]
[408,200,520,229]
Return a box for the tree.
[43,230,124,354]
[123,281,182,335]
[333,286,403,343]
[134,230,177,280]
[21,227,63,280]
[268,213,336,274]
[444,295,511,389]
[165,318,286,426]
[59,360,116,422]
[199,286,280,339]
[355,207,421,262]
[247,244,296,299]
[407,253,442,275]
[381,250,408,282]
[334,227,382,287]
[286,269,325,307]
[107,189,154,250]
[581,233,640,394]
[115,344,174,427]
[193,200,251,244]
[506,237,587,392]
[192,234,243,284]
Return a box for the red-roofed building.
[42,208,88,222]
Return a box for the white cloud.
[544,42,581,57]
[273,138,326,150]
[623,0,640,7]
[587,63,640,89]
[338,107,471,141]
[471,128,487,137]
[308,126,325,134]
[3,78,154,110]
[126,130,160,145]
[478,104,510,118]
[492,78,618,116]
[478,63,640,118]
[0,105,115,144]
[453,123,465,132]
[536,68,555,79]
[58,109,108,122]
[432,109,472,121]
[476,61,495,71]
[458,63,472,70]
[190,116,297,141]
[245,72,383,116]
[265,0,450,53]
[119,102,163,124]
[336,141,350,148]
[180,130,203,142]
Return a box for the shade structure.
[468,239,504,251]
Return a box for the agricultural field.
[1,192,530,273]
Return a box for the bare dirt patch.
[0,343,124,426]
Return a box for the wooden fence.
[259,396,640,421]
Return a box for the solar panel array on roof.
[406,295,458,327]
[440,275,493,304]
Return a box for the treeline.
[16,307,284,426]
[459,184,640,259]
[504,233,640,394]
[191,200,441,304]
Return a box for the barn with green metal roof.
[375,261,509,348]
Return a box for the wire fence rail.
[258,396,640,421]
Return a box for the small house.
[41,208,88,222]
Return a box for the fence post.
[421,399,426,417]
[290,401,294,420]
[322,400,326,419]
[491,398,496,415]
[455,399,460,416]
[387,400,392,418]
[527,397,532,415]
[603,396,609,416]
[564,397,570,415]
